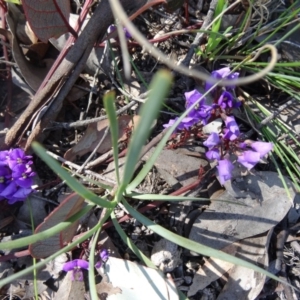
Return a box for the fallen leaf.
[189,171,293,250]
[64,115,138,162]
[29,193,85,258]
[99,257,179,299]
[53,275,86,300]
[188,231,272,298]
[6,5,52,91]
[143,148,208,187]
[22,0,72,42]
[217,230,272,300]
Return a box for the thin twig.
[44,100,138,130]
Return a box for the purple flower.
[223,116,240,141]
[237,150,261,170]
[218,91,240,109]
[0,149,36,204]
[250,142,273,158]
[7,187,33,204]
[12,165,35,188]
[185,89,212,125]
[7,149,33,170]
[206,148,220,160]
[62,259,89,281]
[95,249,109,268]
[163,117,196,131]
[204,132,220,148]
[0,181,17,200]
[205,67,239,92]
[217,159,234,184]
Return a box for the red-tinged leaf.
[22,0,74,43]
[29,193,85,259]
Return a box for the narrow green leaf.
[89,208,113,300]
[121,70,173,187]
[103,91,120,184]
[0,204,93,250]
[111,210,156,268]
[32,143,114,208]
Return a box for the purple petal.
[62,260,78,272]
[226,72,240,89]
[237,150,260,169]
[0,151,9,166]
[184,89,205,107]
[76,259,89,270]
[206,149,220,160]
[107,25,131,39]
[8,149,32,170]
[205,69,224,91]
[163,118,177,129]
[217,159,234,185]
[250,142,273,158]
[179,117,197,129]
[100,249,109,261]
[225,116,239,132]
[239,142,247,149]
[224,116,240,140]
[213,67,231,78]
[0,181,17,198]
[163,117,196,131]
[205,67,239,91]
[124,28,132,39]
[218,91,233,109]
[204,133,220,148]
[6,187,32,204]
[223,128,239,141]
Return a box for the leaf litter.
[1,0,300,299]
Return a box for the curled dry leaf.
[64,115,140,162]
[6,5,52,91]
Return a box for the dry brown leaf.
[189,171,293,250]
[6,5,52,91]
[22,0,72,43]
[188,231,272,298]
[64,115,139,162]
[29,193,85,258]
[143,148,208,187]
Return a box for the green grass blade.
[32,142,114,208]
[111,210,156,268]
[121,70,173,188]
[0,204,93,250]
[103,91,120,184]
[89,208,112,300]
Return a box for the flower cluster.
[204,115,273,184]
[0,149,35,204]
[163,67,273,185]
[63,249,109,281]
[163,67,241,131]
